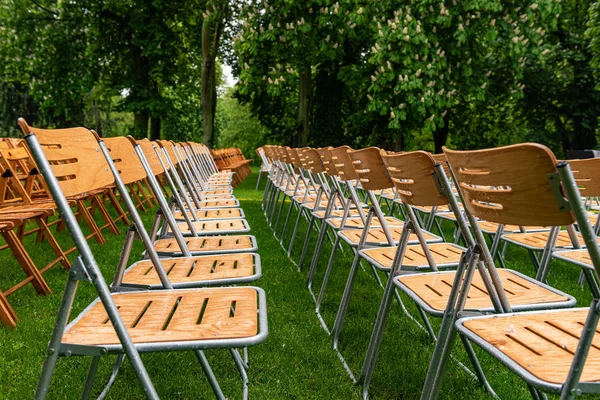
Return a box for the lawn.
[0,167,596,399]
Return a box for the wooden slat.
[400,269,568,313]
[503,231,598,250]
[62,288,258,345]
[154,235,255,253]
[122,253,255,285]
[176,219,248,233]
[173,208,243,220]
[328,216,403,229]
[463,308,600,384]
[340,227,438,245]
[363,243,464,268]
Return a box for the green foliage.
[216,88,269,160]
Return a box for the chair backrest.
[104,137,147,185]
[329,146,358,181]
[287,148,304,169]
[18,119,113,197]
[157,140,179,165]
[381,150,448,207]
[569,158,600,198]
[302,148,326,174]
[316,147,337,177]
[443,143,575,227]
[347,147,393,191]
[137,139,165,176]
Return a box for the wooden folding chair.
[20,121,267,399]
[339,149,575,398]
[418,143,598,399]
[131,139,258,257]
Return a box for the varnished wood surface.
[347,147,393,191]
[362,243,464,268]
[62,288,259,345]
[503,231,599,250]
[339,227,438,245]
[173,208,243,220]
[122,253,256,285]
[176,219,248,233]
[154,235,255,253]
[400,269,568,312]
[443,144,575,227]
[462,308,600,384]
[381,151,448,207]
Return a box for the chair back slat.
[569,158,600,198]
[18,120,113,197]
[302,148,325,173]
[137,139,165,175]
[316,147,337,177]
[444,143,575,226]
[381,150,448,207]
[347,147,392,191]
[329,146,358,181]
[104,137,147,185]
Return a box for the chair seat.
[174,219,250,236]
[339,227,441,247]
[62,287,260,346]
[553,248,594,269]
[361,243,465,270]
[398,269,571,316]
[198,199,239,209]
[327,216,403,229]
[173,208,244,221]
[476,221,548,235]
[457,308,598,387]
[199,193,235,201]
[413,205,452,214]
[503,230,598,250]
[312,208,369,219]
[122,253,259,288]
[154,235,258,255]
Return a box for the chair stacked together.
[11,118,268,399]
[210,148,252,187]
[0,137,145,328]
[259,143,600,399]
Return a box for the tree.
[234,0,350,146]
[365,0,560,152]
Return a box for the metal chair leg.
[80,356,101,400]
[195,350,226,400]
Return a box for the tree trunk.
[150,116,161,140]
[432,114,449,153]
[201,6,227,149]
[133,111,149,139]
[296,66,312,147]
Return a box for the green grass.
[0,167,597,399]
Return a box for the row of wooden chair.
[0,136,154,328]
[211,148,252,187]
[12,118,268,399]
[260,143,600,399]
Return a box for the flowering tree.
[362,0,560,152]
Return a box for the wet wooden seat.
[339,226,441,246]
[62,287,259,346]
[327,216,403,229]
[173,208,244,221]
[122,253,258,287]
[312,208,369,219]
[198,193,235,200]
[458,308,600,386]
[503,230,600,250]
[198,199,239,209]
[154,235,257,256]
[174,219,250,236]
[476,221,548,235]
[398,269,570,315]
[361,243,465,271]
